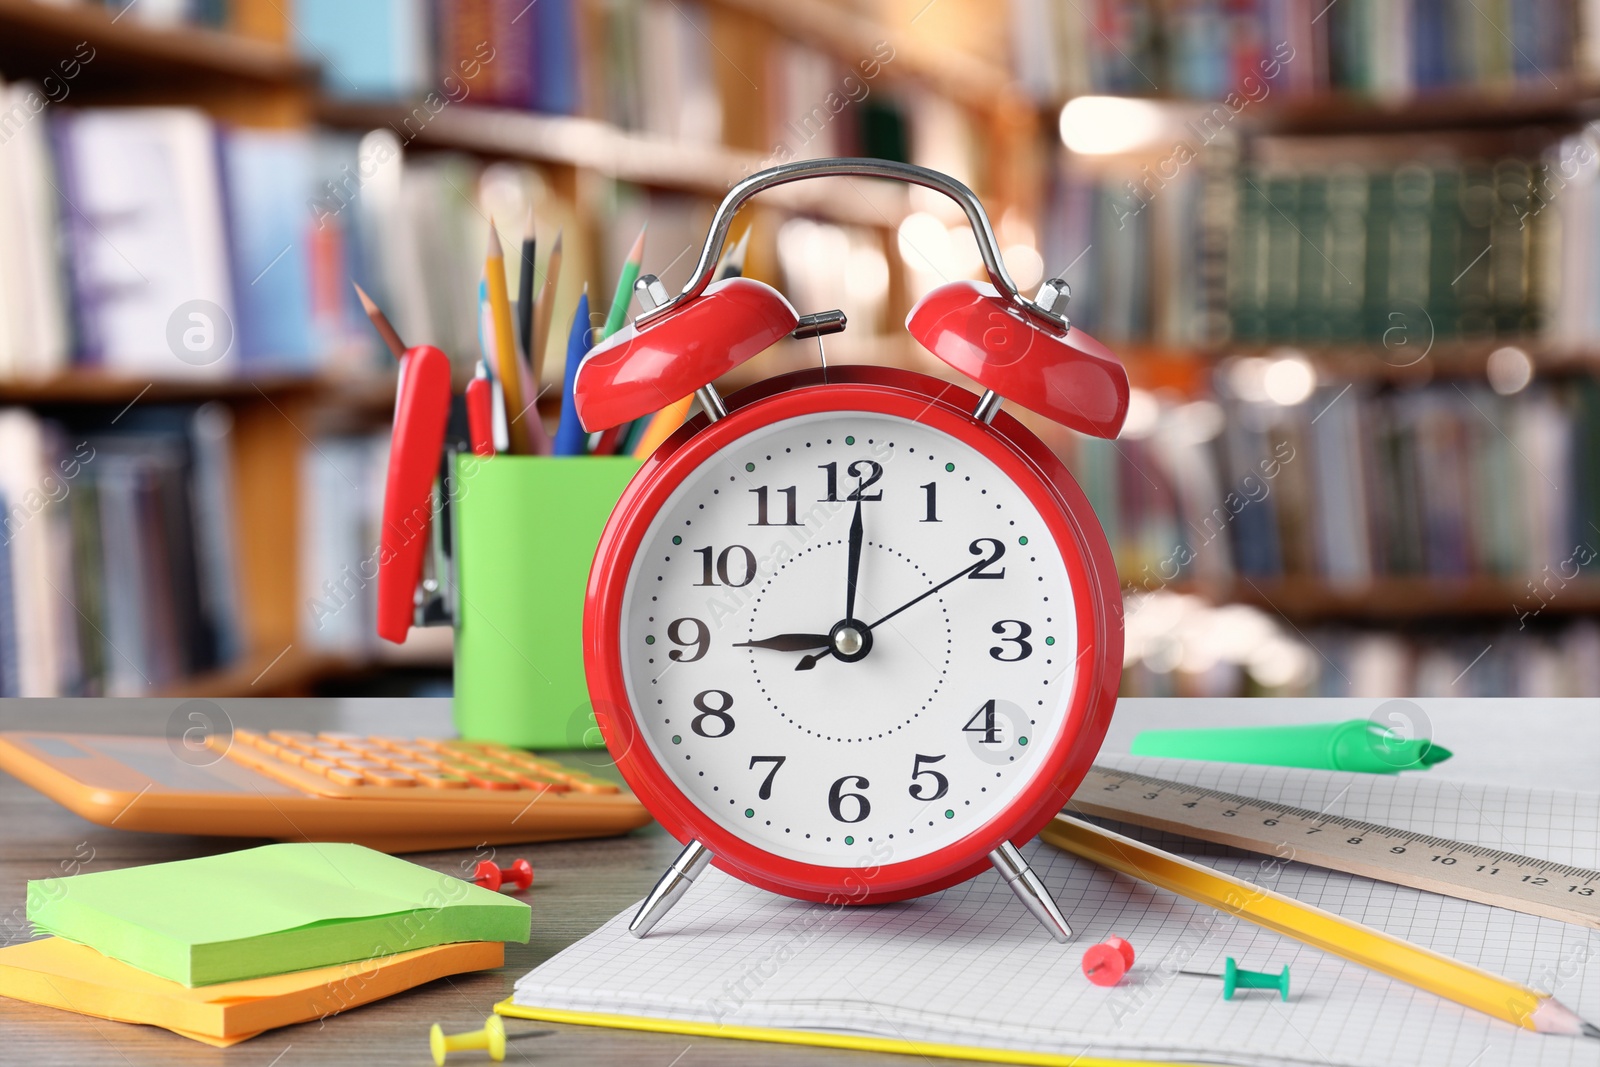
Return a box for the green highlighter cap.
[1130,719,1452,774]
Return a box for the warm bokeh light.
[1059,95,1168,154]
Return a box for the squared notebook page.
[516,759,1600,1067]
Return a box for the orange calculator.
[0,730,653,853]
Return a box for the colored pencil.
[352,282,406,359]
[484,219,529,453]
[603,224,647,339]
[517,208,537,365]
[552,290,591,456]
[629,395,694,458]
[716,225,752,281]
[593,225,650,455]
[533,229,563,385]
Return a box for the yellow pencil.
[484,219,529,453]
[1041,815,1600,1038]
[630,395,695,459]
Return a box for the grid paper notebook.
[513,757,1600,1067]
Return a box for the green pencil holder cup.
[452,453,643,749]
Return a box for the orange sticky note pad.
[0,937,503,1046]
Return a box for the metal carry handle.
[639,157,1063,330]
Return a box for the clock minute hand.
[865,557,987,631]
[733,633,833,651]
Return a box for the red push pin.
[1081,936,1136,986]
[472,858,533,893]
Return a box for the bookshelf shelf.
[1114,341,1600,388]
[316,100,911,229]
[1253,82,1600,135]
[0,0,312,87]
[1156,576,1600,623]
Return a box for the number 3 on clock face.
[586,372,1121,905]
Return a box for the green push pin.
[1179,957,1290,1001]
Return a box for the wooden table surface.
[0,698,984,1067]
[4,696,1591,1066]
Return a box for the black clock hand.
[845,496,863,623]
[864,557,987,631]
[733,633,832,651]
[795,551,988,670]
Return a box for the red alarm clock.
[575,159,1128,941]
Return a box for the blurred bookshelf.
[1014,0,1600,698]
[7,0,1600,700]
[0,0,1024,698]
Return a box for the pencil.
[352,281,406,359]
[533,229,563,385]
[717,225,752,281]
[629,395,694,458]
[552,289,591,457]
[484,219,529,453]
[603,224,647,339]
[517,208,537,365]
[594,225,649,455]
[1040,814,1600,1038]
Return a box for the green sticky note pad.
[26,843,531,987]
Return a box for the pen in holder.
[420,451,642,749]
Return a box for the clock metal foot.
[629,839,713,938]
[990,840,1072,942]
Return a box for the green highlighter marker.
[1130,719,1452,774]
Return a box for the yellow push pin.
[429,1015,552,1065]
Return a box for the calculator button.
[324,767,367,787]
[317,731,367,744]
[335,758,387,772]
[298,758,340,776]
[497,767,571,792]
[464,771,521,790]
[361,769,418,787]
[268,730,316,744]
[385,760,436,774]
[416,772,470,789]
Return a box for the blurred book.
[0,404,243,696]
[1010,0,1582,104]
[52,107,237,376]
[298,430,388,654]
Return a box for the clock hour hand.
[733,633,833,651]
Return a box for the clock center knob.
[829,620,872,663]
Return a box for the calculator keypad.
[223,729,621,800]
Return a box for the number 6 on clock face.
[585,368,1122,907]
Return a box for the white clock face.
[619,410,1080,867]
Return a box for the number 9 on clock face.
[586,376,1120,904]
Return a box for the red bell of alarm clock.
[574,158,1127,944]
